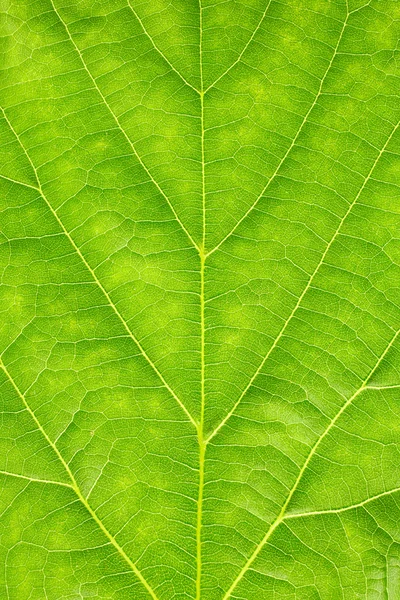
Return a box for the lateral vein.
[206,116,400,444]
[285,484,400,520]
[0,106,197,428]
[0,359,160,600]
[49,0,200,253]
[0,469,73,489]
[126,0,201,95]
[221,327,400,599]
[204,0,273,94]
[206,5,350,258]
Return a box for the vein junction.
[1,0,399,598]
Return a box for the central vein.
[196,1,206,597]
[196,248,206,599]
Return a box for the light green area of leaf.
[1,0,400,598]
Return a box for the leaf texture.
[1,0,400,598]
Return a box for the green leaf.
[1,0,400,598]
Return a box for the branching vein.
[204,0,273,94]
[127,0,201,95]
[206,5,350,257]
[49,0,200,252]
[1,2,398,598]
[0,359,160,600]
[221,327,400,599]
[0,106,197,428]
[206,116,400,444]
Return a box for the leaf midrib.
[196,3,206,597]
[1,1,395,598]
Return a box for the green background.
[1,0,400,597]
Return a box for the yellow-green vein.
[49,0,200,253]
[204,0,273,94]
[206,116,400,445]
[0,358,160,600]
[0,469,73,489]
[126,0,201,95]
[285,483,400,520]
[0,106,197,428]
[221,327,400,599]
[196,1,206,596]
[206,2,350,258]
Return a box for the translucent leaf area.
[1,1,400,598]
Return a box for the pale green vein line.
[285,485,400,520]
[0,359,160,600]
[0,173,38,191]
[0,106,197,428]
[384,548,391,600]
[206,4,350,258]
[221,327,400,600]
[0,469,73,489]
[49,0,199,253]
[126,0,201,95]
[204,0,273,94]
[206,116,400,445]
[366,384,400,390]
[196,2,206,596]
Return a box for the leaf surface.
[1,1,400,598]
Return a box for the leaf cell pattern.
[1,0,400,598]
